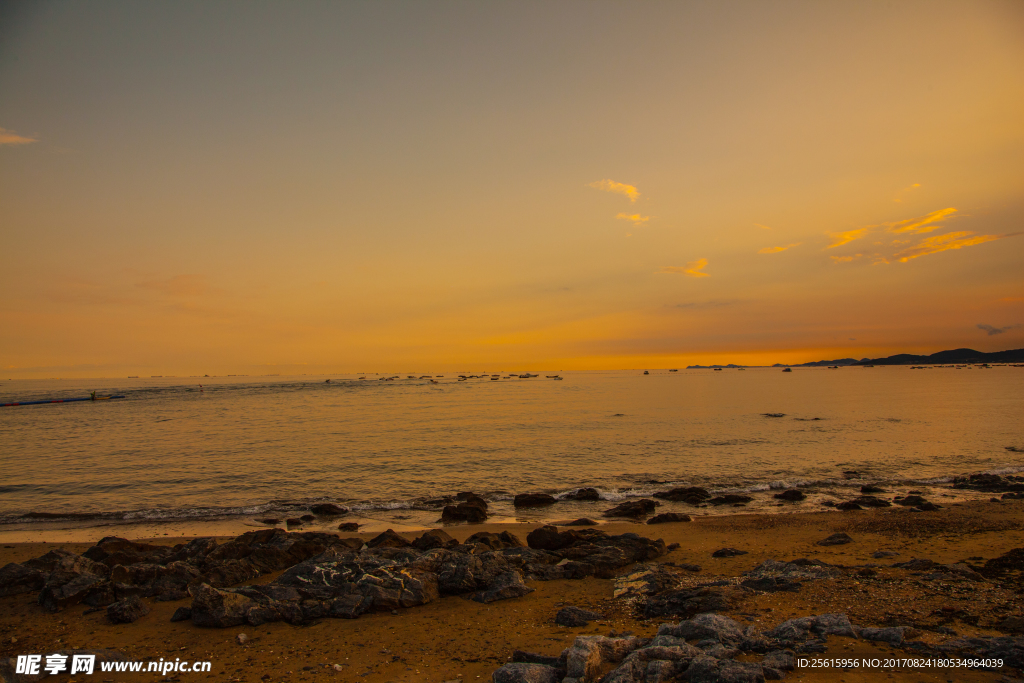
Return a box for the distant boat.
[669,369,678,372]
[782,368,792,372]
[643,370,649,375]
[713,368,722,371]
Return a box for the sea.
[1,366,1021,538]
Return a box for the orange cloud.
[0,127,37,146]
[826,228,869,248]
[616,213,650,225]
[758,243,801,254]
[588,179,639,202]
[892,231,1010,262]
[660,258,710,277]
[886,207,957,234]
[754,223,772,230]
[136,274,211,296]
[830,254,862,263]
[893,182,921,203]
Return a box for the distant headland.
[686,347,1024,369]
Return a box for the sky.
[1,0,1022,377]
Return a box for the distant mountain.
[686,363,746,369]
[773,358,868,368]
[852,348,1024,365]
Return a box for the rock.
[37,553,110,612]
[852,496,891,508]
[440,498,488,523]
[653,487,711,504]
[660,613,745,644]
[603,499,657,518]
[563,488,601,501]
[707,494,753,505]
[337,522,359,532]
[469,570,533,603]
[466,531,524,550]
[894,558,936,570]
[914,502,941,511]
[236,633,249,645]
[953,473,1024,493]
[773,489,805,501]
[310,503,348,516]
[336,537,363,550]
[564,518,598,526]
[817,533,853,546]
[511,650,566,668]
[836,501,862,511]
[257,518,282,525]
[762,649,796,671]
[860,626,906,646]
[872,551,899,558]
[412,529,458,550]
[170,606,192,622]
[492,663,560,683]
[299,514,316,522]
[894,495,929,507]
[645,588,735,619]
[998,616,1024,634]
[0,562,46,597]
[190,583,257,628]
[514,493,557,507]
[106,595,150,624]
[556,606,604,627]
[647,513,692,524]
[366,529,410,548]
[526,525,582,551]
[285,518,303,526]
[83,537,173,567]
[745,559,840,581]
[740,577,802,592]
[860,485,885,493]
[712,548,747,558]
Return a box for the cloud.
[754,224,772,230]
[892,231,1013,262]
[616,213,650,225]
[0,127,38,146]
[758,243,801,254]
[660,258,710,278]
[886,207,957,234]
[588,179,639,202]
[893,183,921,203]
[136,274,210,296]
[977,323,1020,336]
[830,254,862,263]
[826,228,870,249]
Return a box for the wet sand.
[2,500,1023,682]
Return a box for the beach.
[2,499,1023,683]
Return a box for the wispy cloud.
[758,243,801,254]
[616,213,650,225]
[891,231,1012,262]
[660,258,710,278]
[830,254,862,263]
[588,179,639,203]
[886,207,957,234]
[0,127,38,146]
[893,183,921,203]
[826,228,870,249]
[136,274,210,296]
[978,323,1021,336]
[754,223,772,230]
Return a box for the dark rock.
[707,494,753,505]
[190,583,257,628]
[469,570,533,603]
[310,503,348,516]
[285,518,303,526]
[564,518,598,526]
[170,606,192,622]
[953,473,1024,493]
[653,487,711,504]
[563,488,601,501]
[860,485,885,493]
[336,537,363,550]
[852,496,891,508]
[556,606,604,627]
[83,537,173,567]
[860,626,906,646]
[647,513,692,524]
[998,616,1024,634]
[603,499,657,518]
[366,529,410,548]
[762,649,796,672]
[440,498,488,523]
[466,531,524,550]
[872,551,899,558]
[836,501,862,511]
[712,548,747,558]
[894,558,936,570]
[773,489,805,501]
[107,595,150,624]
[817,533,853,546]
[526,525,582,551]
[678,563,701,572]
[0,562,46,597]
[914,502,942,511]
[514,493,557,507]
[411,529,457,551]
[257,518,282,525]
[644,587,735,619]
[740,577,802,592]
[299,514,316,522]
[37,554,111,612]
[894,495,929,507]
[660,613,745,643]
[337,522,359,532]
[511,650,565,668]
[492,662,560,683]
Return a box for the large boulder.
[440,497,488,523]
[514,493,557,507]
[310,503,348,516]
[563,488,601,501]
[37,554,110,612]
[647,513,691,524]
[773,489,805,502]
[366,529,411,549]
[470,570,533,603]
[555,606,603,627]
[190,583,257,628]
[83,537,172,567]
[466,531,524,550]
[412,529,458,551]
[653,487,711,504]
[0,562,46,597]
[492,663,560,683]
[107,595,150,624]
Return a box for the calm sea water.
[1,367,1021,532]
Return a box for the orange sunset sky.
[1,1,1022,377]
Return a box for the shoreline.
[2,500,1023,682]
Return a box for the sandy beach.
[2,500,1023,683]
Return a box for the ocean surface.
[1,367,1022,535]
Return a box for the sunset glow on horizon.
[1,1,1022,377]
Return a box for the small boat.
[782,368,792,372]
[643,370,649,375]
